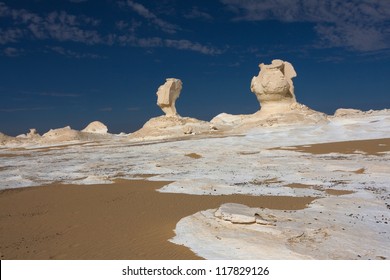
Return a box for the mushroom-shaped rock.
[156,78,182,117]
[251,59,297,112]
[82,121,108,134]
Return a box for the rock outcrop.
[129,78,213,140]
[251,59,297,113]
[82,121,108,134]
[16,128,40,139]
[211,59,328,131]
[27,128,40,138]
[42,126,82,142]
[0,132,14,145]
[333,108,364,117]
[156,78,182,117]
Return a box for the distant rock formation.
[41,125,111,143]
[27,128,40,138]
[251,59,297,113]
[82,121,108,134]
[333,108,364,117]
[129,78,213,140]
[156,78,182,117]
[0,132,14,145]
[16,128,40,139]
[211,59,328,131]
[42,126,81,142]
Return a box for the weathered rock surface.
[129,78,213,140]
[333,108,364,117]
[0,132,14,145]
[211,60,328,132]
[82,121,108,134]
[156,78,182,117]
[215,203,277,225]
[42,126,82,142]
[129,116,213,140]
[251,59,297,113]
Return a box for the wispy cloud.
[48,46,101,59]
[99,107,112,112]
[221,0,390,52]
[184,7,213,21]
[0,2,223,56]
[125,1,180,34]
[0,107,53,112]
[0,3,101,45]
[2,47,23,57]
[0,28,24,44]
[114,33,223,55]
[39,91,80,97]
[165,39,222,55]
[127,107,140,111]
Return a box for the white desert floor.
[1,111,389,259]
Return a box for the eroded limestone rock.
[251,59,297,112]
[156,78,182,117]
[215,203,276,225]
[333,108,364,117]
[42,126,81,142]
[82,121,108,134]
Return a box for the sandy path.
[0,179,315,260]
[275,138,390,155]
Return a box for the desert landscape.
[0,59,389,260]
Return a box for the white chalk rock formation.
[42,126,81,142]
[129,116,212,140]
[129,78,213,140]
[333,108,364,117]
[211,59,328,131]
[16,128,40,139]
[251,59,297,113]
[82,121,108,134]
[27,128,40,138]
[0,132,14,145]
[157,78,182,117]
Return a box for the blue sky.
[1,0,389,135]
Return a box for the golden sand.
[0,179,315,260]
[274,138,390,155]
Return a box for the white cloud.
[126,1,179,34]
[0,2,222,56]
[184,7,213,21]
[0,2,102,45]
[0,28,24,44]
[115,33,221,55]
[165,39,222,55]
[0,107,52,112]
[49,46,101,59]
[99,107,112,112]
[221,0,390,52]
[2,47,22,57]
[39,91,80,97]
